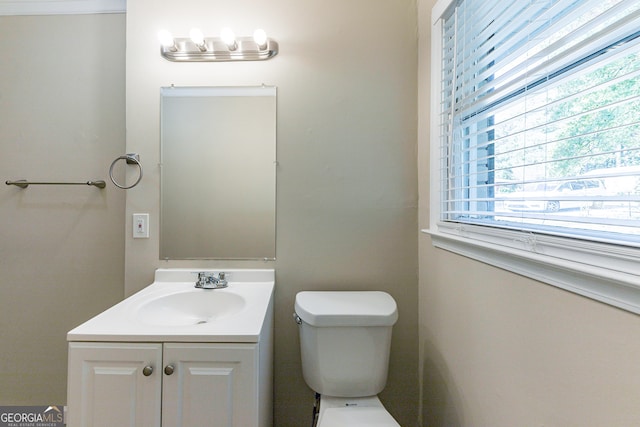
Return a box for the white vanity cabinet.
[67,341,266,427]
[66,269,275,427]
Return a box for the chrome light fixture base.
[160,37,278,62]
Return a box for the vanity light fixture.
[158,27,278,62]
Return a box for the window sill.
[422,223,640,314]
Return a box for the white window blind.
[439,0,640,246]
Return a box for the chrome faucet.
[195,272,228,289]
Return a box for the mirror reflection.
[160,86,276,259]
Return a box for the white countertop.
[67,269,274,343]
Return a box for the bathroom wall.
[417,1,640,425]
[125,0,419,425]
[0,14,125,404]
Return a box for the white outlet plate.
[133,213,149,238]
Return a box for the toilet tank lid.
[295,291,398,327]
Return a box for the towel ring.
[109,154,143,189]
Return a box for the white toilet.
[294,291,401,427]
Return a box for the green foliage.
[548,52,640,177]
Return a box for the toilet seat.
[317,396,400,427]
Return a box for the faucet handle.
[216,272,228,287]
[195,272,209,287]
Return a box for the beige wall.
[0,14,126,404]
[417,1,640,425]
[125,0,419,425]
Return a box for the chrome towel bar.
[5,180,106,189]
[6,153,142,190]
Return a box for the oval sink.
[136,290,246,326]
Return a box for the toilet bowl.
[294,291,400,426]
[316,396,400,427]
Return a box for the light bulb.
[189,28,206,51]
[220,27,237,50]
[253,29,267,49]
[158,29,177,52]
[158,30,175,47]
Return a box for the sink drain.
[196,320,208,324]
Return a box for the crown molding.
[0,0,125,15]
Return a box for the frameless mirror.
[160,86,276,259]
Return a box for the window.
[428,0,640,313]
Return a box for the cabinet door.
[67,342,163,427]
[162,343,258,427]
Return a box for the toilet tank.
[294,291,398,397]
